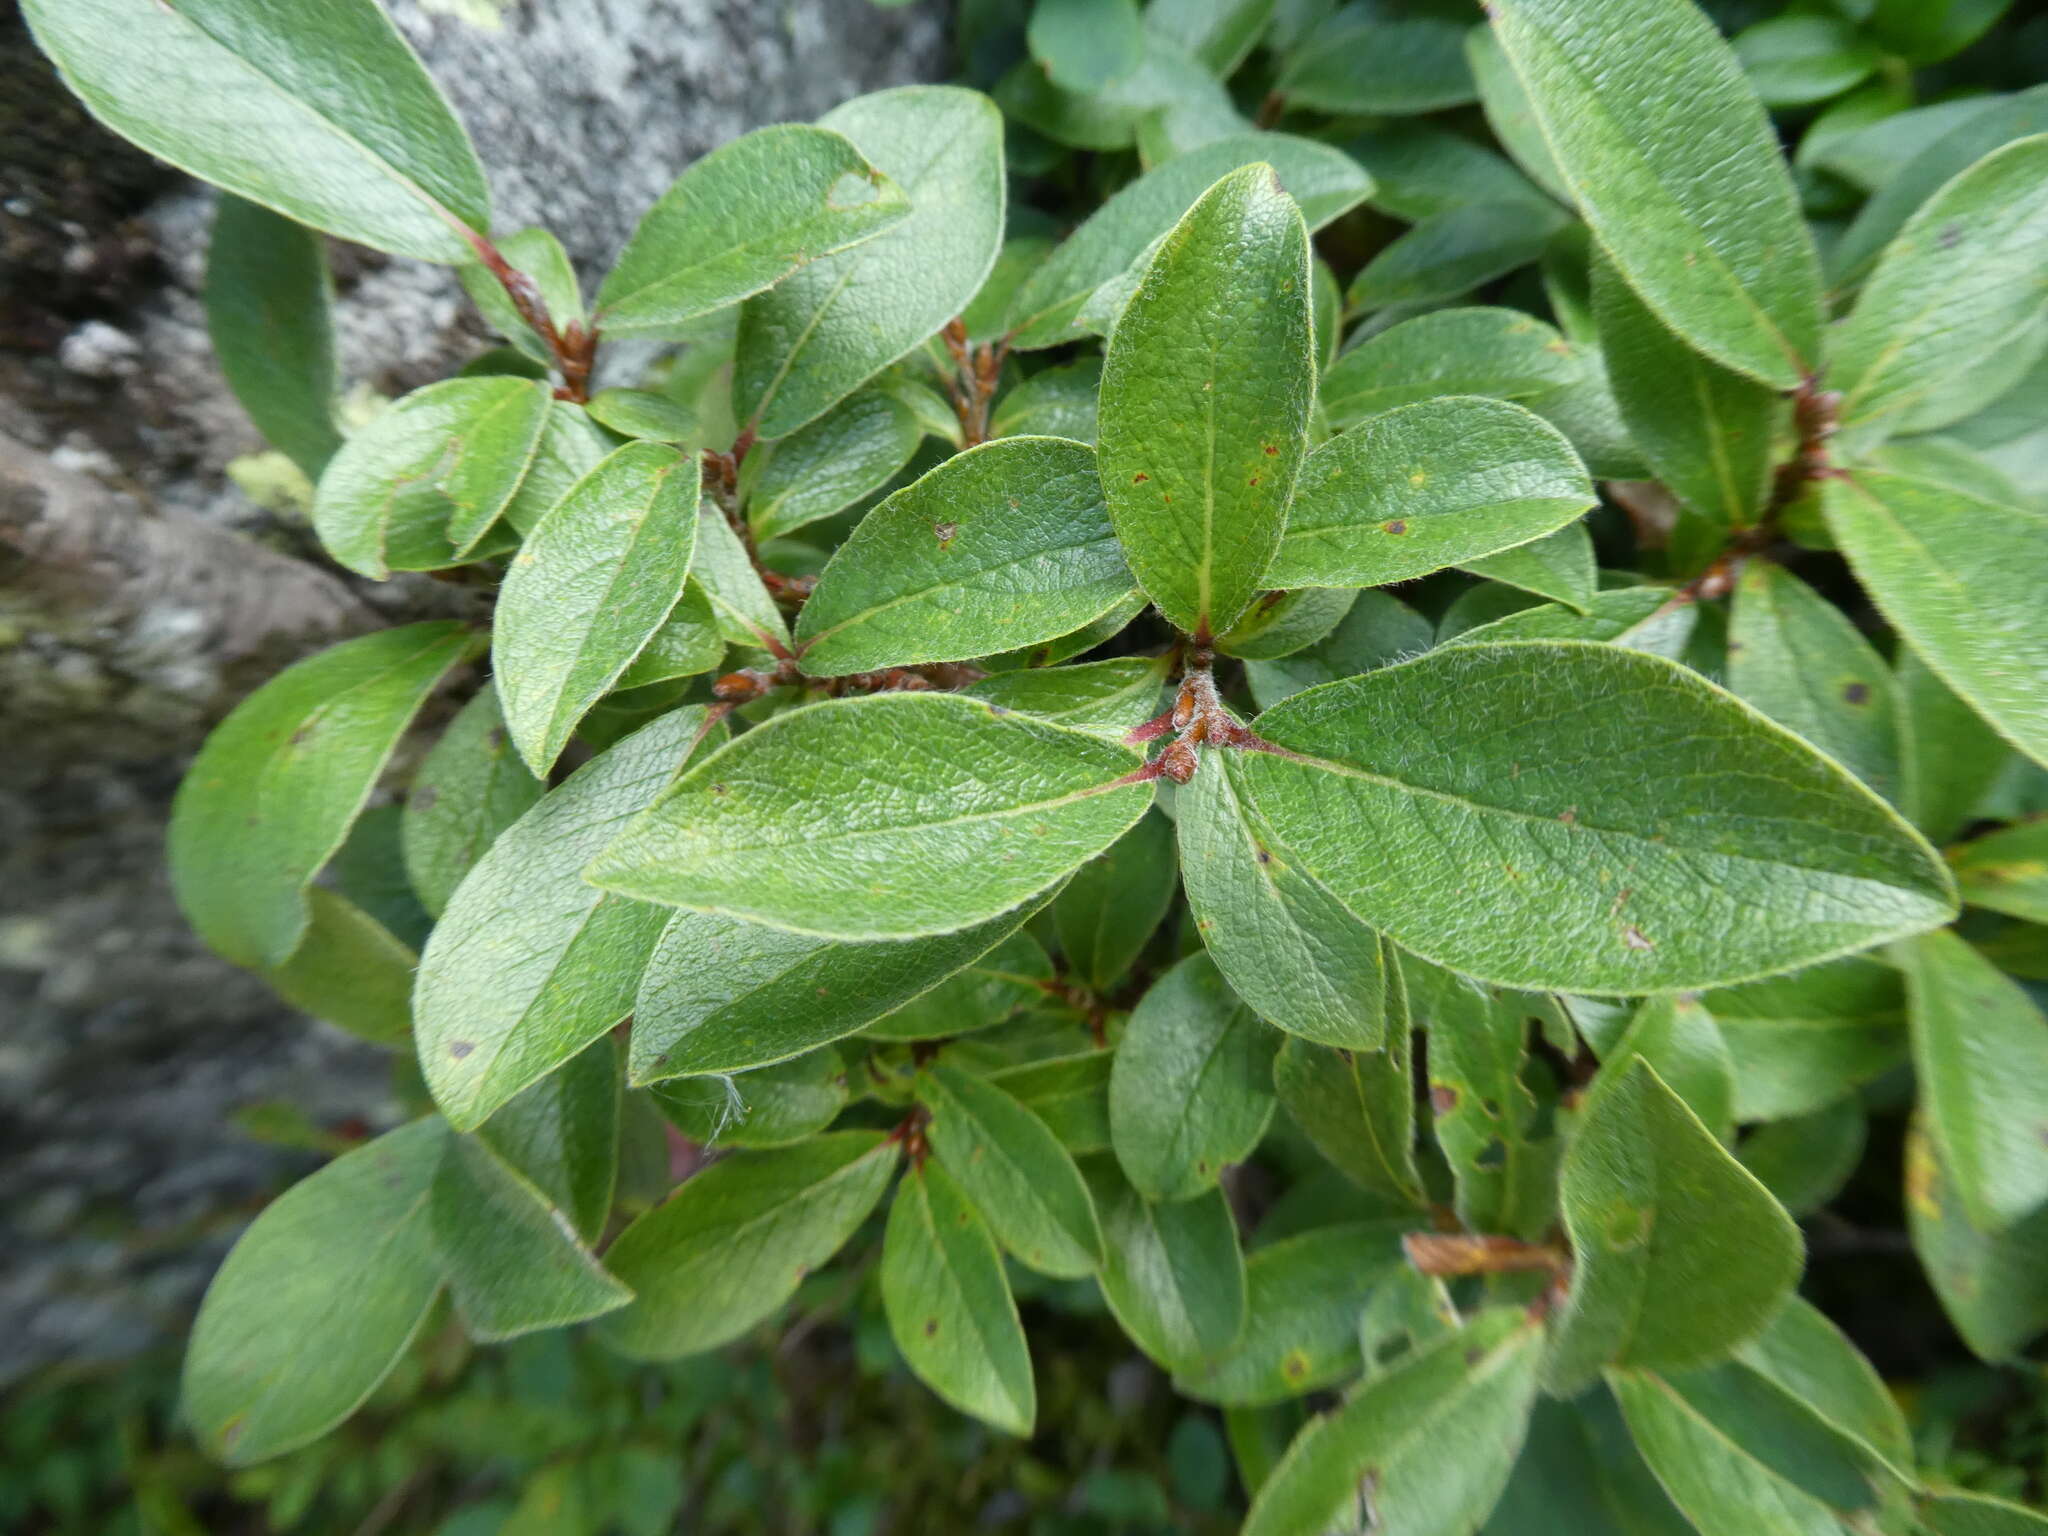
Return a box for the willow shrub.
[26,0,2048,1528]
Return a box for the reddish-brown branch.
[1403,1232,1569,1279]
[459,227,598,403]
[940,317,1006,448]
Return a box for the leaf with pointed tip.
[1465,25,1570,203]
[1592,251,1778,530]
[1738,1100,1867,1216]
[1241,1309,1544,1536]
[1729,561,1901,801]
[1705,957,1906,1123]
[920,1064,1103,1278]
[1266,397,1593,591]
[1215,588,1357,661]
[1544,1060,1802,1394]
[742,390,921,541]
[1608,1364,1907,1536]
[1482,1391,1696,1536]
[494,442,700,776]
[693,503,791,651]
[459,228,581,365]
[478,1035,620,1244]
[1598,995,1736,1143]
[1822,470,2048,770]
[596,124,910,336]
[182,1118,447,1466]
[992,358,1103,442]
[1273,1028,1424,1208]
[1098,163,1314,638]
[1485,0,1823,386]
[1733,14,1880,108]
[414,707,724,1131]
[964,657,1169,739]
[734,87,1003,439]
[1244,591,1435,711]
[430,1132,631,1342]
[1441,586,1697,661]
[590,693,1151,942]
[23,0,489,263]
[614,581,723,692]
[650,1046,847,1149]
[1921,1491,2048,1536]
[1321,307,1579,431]
[1276,1,1476,115]
[1348,200,1566,312]
[585,387,695,444]
[312,379,556,577]
[864,929,1058,1042]
[1900,928,2048,1234]
[168,622,476,971]
[265,888,414,1048]
[1085,1157,1246,1370]
[883,1160,1036,1436]
[993,1052,1113,1156]
[633,899,1043,1079]
[1053,809,1177,992]
[1008,134,1372,350]
[1738,1297,1913,1474]
[1461,521,1597,610]
[402,683,543,919]
[1110,953,1278,1202]
[1907,1119,2048,1362]
[1237,641,1953,992]
[1832,136,2048,452]
[796,437,1133,675]
[205,195,340,479]
[1180,750,1390,1050]
[601,1131,898,1358]
[1950,818,2048,923]
[1174,1221,1413,1407]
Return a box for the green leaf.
[1347,200,1566,312]
[182,1118,447,1464]
[1440,586,1696,661]
[920,1063,1104,1278]
[1592,251,1777,531]
[981,592,1149,672]
[693,502,792,652]
[650,1046,848,1149]
[1320,307,1579,431]
[493,442,699,775]
[1266,397,1593,591]
[1098,162,1314,637]
[1461,522,1597,610]
[633,900,1044,1078]
[430,1133,632,1342]
[1180,751,1391,1050]
[1831,136,2048,452]
[1245,590,1435,711]
[613,581,723,691]
[1728,561,1902,801]
[742,390,921,541]
[1174,1221,1413,1407]
[311,378,557,577]
[414,706,724,1131]
[1485,0,1824,386]
[595,125,910,336]
[1829,84,2048,293]
[205,195,340,479]
[168,622,476,971]
[1240,1309,1544,1536]
[795,437,1134,675]
[265,888,414,1048]
[1146,0,1277,76]
[601,1131,898,1358]
[1608,1364,1905,1536]
[1907,1118,2048,1361]
[1276,1,1476,116]
[459,227,581,368]
[1053,809,1177,991]
[1465,25,1571,204]
[1480,1391,1695,1536]
[1008,134,1372,350]
[1900,928,2048,1233]
[1215,588,1358,661]
[1347,119,1553,222]
[882,1160,1036,1436]
[589,693,1151,941]
[1822,469,2048,769]
[734,87,1003,438]
[964,657,1170,739]
[1409,959,1557,1234]
[1951,818,2048,922]
[992,1051,1113,1156]
[1085,1156,1247,1370]
[1545,1060,1802,1394]
[23,0,489,263]
[1733,15,1880,109]
[1237,641,1954,992]
[477,1034,620,1244]
[864,929,1059,1041]
[992,357,1103,442]
[1738,1099,1867,1216]
[1703,957,1906,1123]
[1920,1491,2048,1536]
[1029,0,1143,92]
[1273,1028,1424,1207]
[1737,1296,1914,1474]
[585,387,696,445]
[1110,953,1278,1202]
[1597,995,1736,1144]
[401,683,543,919]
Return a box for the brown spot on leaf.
[711,783,728,795]
[1384,520,1407,535]
[289,725,313,747]
[1430,1083,1459,1114]
[485,726,506,750]
[924,1318,939,1337]
[449,1040,475,1059]
[1842,681,1869,705]
[933,520,959,551]
[1623,925,1654,951]
[1559,807,1577,824]
[1248,476,1260,487]
[1938,222,1963,250]
[1263,444,1279,456]
[1255,846,1273,864]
